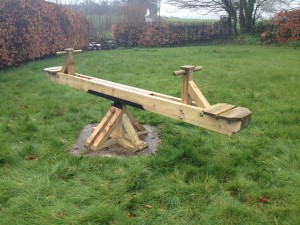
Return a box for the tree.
[239,0,299,33]
[166,0,297,34]
[120,0,160,23]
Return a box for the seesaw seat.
[204,103,251,129]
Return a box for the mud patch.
[71,124,160,157]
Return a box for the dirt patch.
[70,124,160,157]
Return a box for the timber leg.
[85,105,148,152]
[61,48,75,75]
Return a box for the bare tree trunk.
[232,12,238,35]
[239,0,255,33]
[227,16,233,35]
[239,0,246,33]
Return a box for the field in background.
[162,17,218,24]
[0,45,299,224]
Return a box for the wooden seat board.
[203,103,236,117]
[218,107,252,121]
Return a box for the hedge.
[275,10,300,43]
[0,0,90,68]
[112,19,229,47]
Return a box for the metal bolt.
[179,115,183,119]
[179,108,183,112]
[200,113,204,117]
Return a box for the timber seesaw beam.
[44,49,251,152]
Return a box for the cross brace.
[85,105,148,152]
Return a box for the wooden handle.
[56,49,83,55]
[193,66,202,72]
[172,66,202,76]
[173,69,186,76]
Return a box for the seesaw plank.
[44,68,251,136]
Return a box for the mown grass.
[0,45,299,225]
[162,17,218,24]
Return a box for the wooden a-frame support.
[44,48,251,152]
[85,105,148,152]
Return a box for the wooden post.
[180,65,195,104]
[172,65,210,108]
[61,48,75,75]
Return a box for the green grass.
[162,17,218,24]
[0,45,300,224]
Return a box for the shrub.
[287,40,300,48]
[112,23,146,47]
[274,10,300,43]
[242,34,262,45]
[0,0,90,68]
[138,24,172,47]
[112,19,230,47]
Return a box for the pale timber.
[44,49,251,152]
[84,106,148,152]
[44,66,250,137]
[56,49,83,55]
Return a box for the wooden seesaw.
[44,48,251,152]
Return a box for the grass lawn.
[162,17,218,24]
[0,45,299,225]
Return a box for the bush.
[112,23,146,47]
[138,24,172,47]
[0,0,90,68]
[288,40,300,48]
[242,35,262,45]
[112,19,230,47]
[274,10,300,43]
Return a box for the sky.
[159,2,220,19]
[47,0,300,20]
[160,1,300,19]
